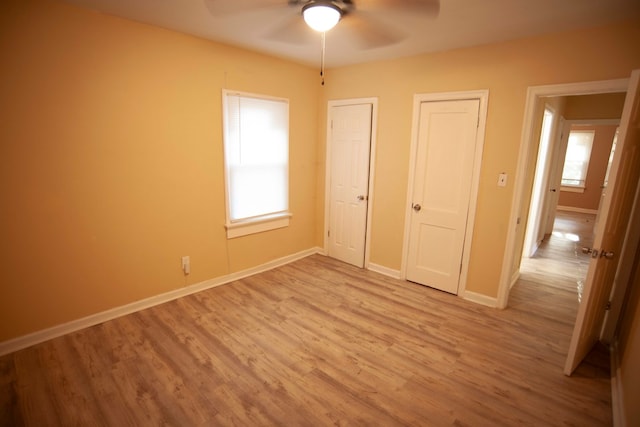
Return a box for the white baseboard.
[610,341,626,427]
[556,205,599,215]
[462,290,498,308]
[0,247,322,357]
[367,262,401,279]
[367,264,499,309]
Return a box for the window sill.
[561,186,585,194]
[225,212,292,239]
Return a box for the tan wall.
[0,0,320,341]
[319,20,640,298]
[564,92,626,120]
[558,125,617,211]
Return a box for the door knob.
[581,247,599,258]
[357,195,367,201]
[412,203,422,212]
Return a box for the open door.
[326,101,373,268]
[543,118,569,236]
[564,69,640,375]
[522,107,556,257]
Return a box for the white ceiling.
[62,0,640,68]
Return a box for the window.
[222,90,290,238]
[561,130,595,190]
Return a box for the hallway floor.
[519,210,596,301]
[509,209,609,395]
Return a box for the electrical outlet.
[181,256,190,275]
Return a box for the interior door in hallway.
[327,103,372,268]
[406,99,480,294]
[565,69,640,375]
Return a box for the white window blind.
[561,130,595,188]
[223,91,289,233]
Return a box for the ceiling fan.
[204,0,440,83]
[204,0,440,48]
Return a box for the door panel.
[406,99,480,294]
[565,69,640,375]
[328,104,372,267]
[523,108,555,257]
[544,118,568,235]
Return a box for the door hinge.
[605,301,612,311]
[328,230,330,237]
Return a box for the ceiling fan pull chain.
[320,31,326,86]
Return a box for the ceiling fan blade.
[356,0,440,17]
[264,11,318,45]
[334,12,405,49]
[203,0,288,15]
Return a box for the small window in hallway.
[561,130,595,188]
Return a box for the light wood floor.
[1,215,611,426]
[520,210,597,300]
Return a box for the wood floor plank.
[0,211,611,426]
[11,348,60,426]
[0,352,23,426]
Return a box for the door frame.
[401,90,489,298]
[497,78,629,309]
[324,97,378,268]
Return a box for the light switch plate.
[498,173,508,187]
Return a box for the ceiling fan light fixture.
[302,2,342,32]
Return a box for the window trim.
[560,185,585,193]
[225,212,292,239]
[221,89,291,239]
